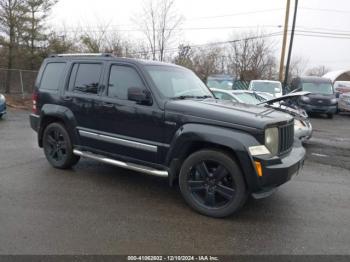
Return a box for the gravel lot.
[0,109,349,255]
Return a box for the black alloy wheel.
[179,150,247,218]
[188,160,235,208]
[43,122,80,169]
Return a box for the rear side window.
[70,63,102,94]
[108,65,144,100]
[40,63,66,90]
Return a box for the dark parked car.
[290,77,337,118]
[30,54,305,218]
[0,94,6,119]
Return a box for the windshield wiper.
[171,95,196,100]
[195,95,212,99]
[172,95,212,100]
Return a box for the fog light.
[255,161,263,177]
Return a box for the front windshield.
[301,82,334,95]
[207,79,234,90]
[235,93,265,105]
[146,66,212,99]
[251,82,281,94]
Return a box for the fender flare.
[38,104,79,146]
[166,123,262,191]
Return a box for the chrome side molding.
[73,149,168,178]
[78,130,158,153]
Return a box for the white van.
[249,80,283,98]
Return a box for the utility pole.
[283,0,299,91]
[279,0,291,82]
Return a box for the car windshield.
[301,82,334,95]
[207,79,234,90]
[146,66,212,99]
[234,93,265,105]
[251,82,281,94]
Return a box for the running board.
[73,149,168,178]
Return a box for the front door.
[90,63,165,164]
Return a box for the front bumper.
[252,142,305,196]
[300,104,337,114]
[295,121,313,141]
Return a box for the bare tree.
[191,46,224,82]
[227,32,277,81]
[79,23,111,53]
[135,0,183,61]
[45,31,79,54]
[0,0,27,93]
[306,65,330,77]
[287,55,309,82]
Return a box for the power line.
[56,25,281,33]
[300,7,350,14]
[127,31,284,56]
[295,33,350,40]
[185,8,284,20]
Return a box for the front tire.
[43,122,80,169]
[179,150,247,218]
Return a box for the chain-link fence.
[0,68,38,95]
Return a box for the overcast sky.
[49,0,350,71]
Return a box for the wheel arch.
[38,104,79,147]
[166,124,261,191]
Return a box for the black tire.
[327,113,334,119]
[0,114,2,119]
[179,149,247,218]
[42,122,80,169]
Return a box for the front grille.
[309,97,332,106]
[279,122,294,155]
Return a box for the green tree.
[23,0,58,69]
[174,44,194,69]
[0,0,27,93]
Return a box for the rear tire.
[179,149,247,218]
[43,122,80,169]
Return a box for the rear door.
[62,61,105,148]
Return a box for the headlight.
[300,96,310,103]
[330,98,337,104]
[0,94,5,101]
[265,127,279,156]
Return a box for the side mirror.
[128,87,152,105]
[335,91,340,99]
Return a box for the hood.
[259,91,311,105]
[165,98,293,132]
[269,104,308,119]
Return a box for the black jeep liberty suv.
[30,54,305,217]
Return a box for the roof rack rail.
[49,53,114,58]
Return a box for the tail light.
[32,91,38,114]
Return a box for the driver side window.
[108,65,145,100]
